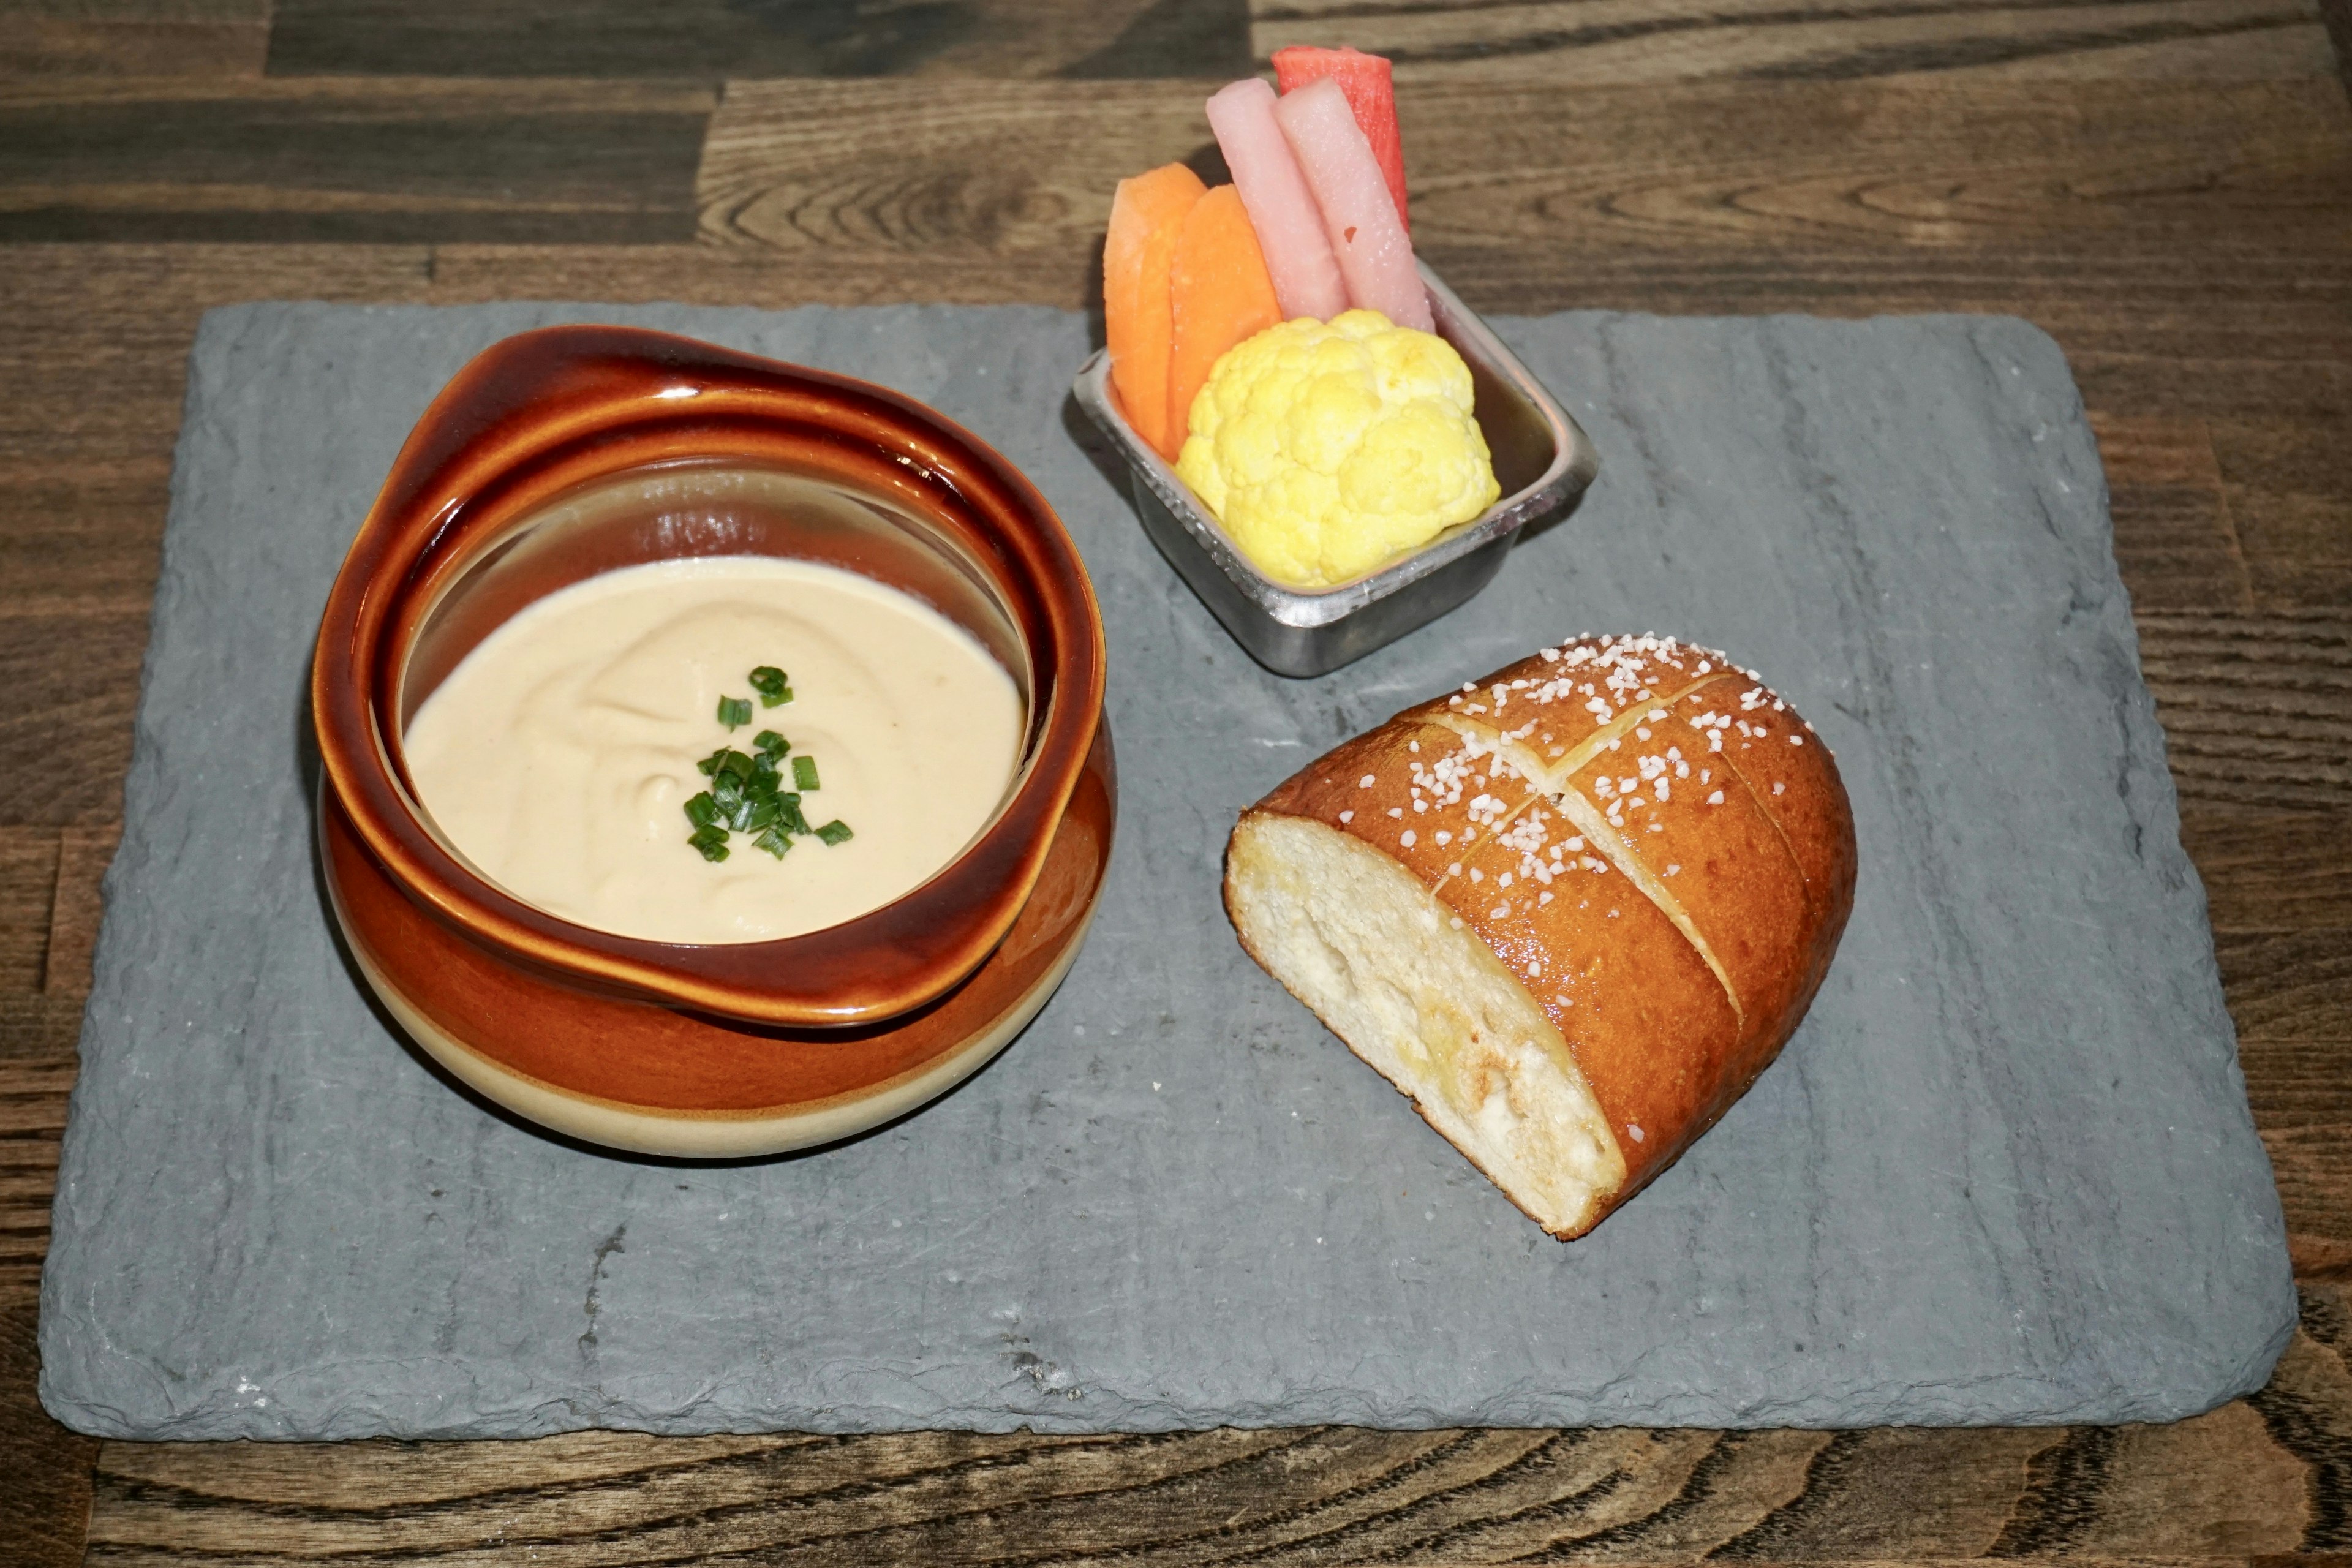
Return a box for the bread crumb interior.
[1228,813,1626,1237]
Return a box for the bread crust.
[1228,633,1858,1235]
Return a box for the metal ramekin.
[1072,264,1599,678]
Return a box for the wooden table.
[2,1,2348,1559]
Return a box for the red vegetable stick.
[1103,162,1208,456]
[1271,45,1408,235]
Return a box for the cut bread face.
[1226,635,1857,1241]
[1226,812,1627,1238]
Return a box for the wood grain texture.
[1247,0,2340,83]
[0,1055,72,1301]
[62,1306,2350,1563]
[2219,419,2352,611]
[0,245,432,826]
[2184,810,2352,930]
[2324,0,2352,88]
[0,829,58,995]
[0,17,266,77]
[2137,614,2352,813]
[0,79,715,244]
[696,78,1223,255]
[0,1302,96,1567]
[2247,1041,2352,1252]
[265,0,1253,81]
[42,823,115,999]
[2093,415,2257,613]
[696,78,2352,257]
[1,21,2350,1552]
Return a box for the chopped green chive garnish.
[682,663,846,863]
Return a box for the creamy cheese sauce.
[404,556,1025,945]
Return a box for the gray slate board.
[39,302,2294,1441]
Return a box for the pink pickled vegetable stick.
[1205,78,1348,323]
[1272,77,1431,332]
[1272,45,1409,235]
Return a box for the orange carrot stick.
[1104,162,1207,457]
[1165,184,1283,464]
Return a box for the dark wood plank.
[43,823,115,999]
[0,244,434,470]
[1065,0,1256,78]
[0,1302,97,1568]
[0,831,81,1300]
[2219,418,2352,611]
[0,993,82,1061]
[1248,0,2340,84]
[2320,0,2352,91]
[0,18,266,77]
[265,0,1251,81]
[0,604,150,829]
[0,79,714,244]
[2245,1038,2352,1255]
[2185,810,2352,931]
[0,467,167,827]
[0,828,57,994]
[2247,1284,2352,1549]
[0,1055,73,1302]
[2137,614,2352,814]
[2219,932,2352,1039]
[1392,80,2352,260]
[0,244,432,821]
[2095,414,2257,614]
[696,79,2352,258]
[430,240,1105,310]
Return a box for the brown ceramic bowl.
[312,326,1114,1157]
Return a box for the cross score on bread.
[1224,635,1858,1239]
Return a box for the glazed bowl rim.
[311,325,1106,1028]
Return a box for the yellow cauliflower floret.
[1175,310,1501,589]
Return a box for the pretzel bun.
[1224,635,1856,1238]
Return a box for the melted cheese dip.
[404,556,1024,945]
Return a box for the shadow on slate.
[37,300,2294,1441]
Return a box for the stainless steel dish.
[1072,263,1599,678]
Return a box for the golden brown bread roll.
[1223,634,1858,1238]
